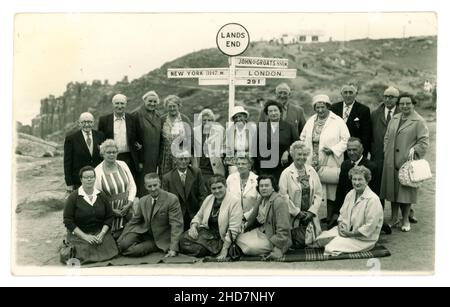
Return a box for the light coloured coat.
[190,193,243,248]
[226,171,260,220]
[279,163,323,239]
[300,111,350,202]
[380,111,429,203]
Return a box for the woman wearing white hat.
[224,106,257,175]
[300,94,350,226]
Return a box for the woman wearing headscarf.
[380,93,429,232]
[300,94,350,225]
[316,166,383,256]
[160,95,193,176]
[94,139,137,239]
[132,90,162,196]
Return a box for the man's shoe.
[381,223,392,235]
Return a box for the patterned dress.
[97,162,131,234]
[160,114,186,176]
[311,116,328,171]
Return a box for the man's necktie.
[387,110,392,124]
[86,132,92,155]
[343,106,351,122]
[180,172,186,185]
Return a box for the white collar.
[178,169,187,175]
[344,101,355,109]
[78,186,101,197]
[385,106,396,114]
[353,155,363,166]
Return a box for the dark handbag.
[179,228,223,257]
[59,240,76,264]
[227,230,242,261]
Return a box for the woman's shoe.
[401,224,411,232]
[409,216,418,224]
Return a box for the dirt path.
[13,122,436,273]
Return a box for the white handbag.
[399,159,432,188]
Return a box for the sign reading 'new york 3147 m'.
[167,23,297,118]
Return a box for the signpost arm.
[228,56,236,120]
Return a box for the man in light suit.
[63,112,105,194]
[117,173,184,257]
[330,84,372,157]
[162,150,207,230]
[258,83,306,135]
[98,94,142,183]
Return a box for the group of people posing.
[62,82,429,264]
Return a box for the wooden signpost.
[167,23,297,119]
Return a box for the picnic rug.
[81,245,390,267]
[202,244,391,263]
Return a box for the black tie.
[387,110,392,124]
[150,198,156,220]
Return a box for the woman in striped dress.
[95,139,137,239]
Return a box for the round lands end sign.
[216,23,250,57]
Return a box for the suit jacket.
[121,190,184,252]
[245,192,292,253]
[330,101,372,156]
[162,166,208,223]
[370,103,401,164]
[258,102,306,136]
[97,113,141,170]
[132,106,162,175]
[333,157,379,215]
[257,119,299,179]
[63,130,105,187]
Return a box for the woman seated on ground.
[62,166,118,264]
[179,175,243,260]
[316,166,384,256]
[236,175,291,260]
[278,141,323,248]
[226,155,260,224]
[94,139,137,239]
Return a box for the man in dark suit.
[331,137,391,234]
[117,173,184,257]
[258,83,306,135]
[162,150,208,230]
[64,112,105,194]
[98,94,142,182]
[330,84,372,157]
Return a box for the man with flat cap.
[258,83,306,136]
[330,84,372,158]
[64,112,105,194]
[133,90,163,196]
[98,94,142,183]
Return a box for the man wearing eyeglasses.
[370,86,401,216]
[64,112,105,195]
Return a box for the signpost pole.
[228,56,236,120]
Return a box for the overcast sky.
[13,12,436,124]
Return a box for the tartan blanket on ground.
[203,245,391,263]
[79,245,390,266]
